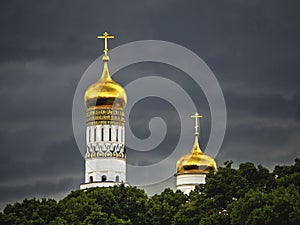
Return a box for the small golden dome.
[176,133,217,175]
[84,56,127,109]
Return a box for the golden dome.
[176,136,217,174]
[84,55,127,109]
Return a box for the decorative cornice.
[86,108,125,126]
[85,142,126,159]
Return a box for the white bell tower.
[80,32,127,189]
[175,113,217,194]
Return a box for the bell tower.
[175,113,217,194]
[80,32,127,189]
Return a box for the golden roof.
[84,32,127,109]
[176,113,217,175]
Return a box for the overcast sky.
[0,0,300,208]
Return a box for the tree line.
[1,158,299,225]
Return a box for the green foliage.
[145,188,187,225]
[229,186,300,225]
[274,158,300,189]
[1,158,299,225]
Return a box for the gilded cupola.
[176,113,217,175]
[84,32,127,109]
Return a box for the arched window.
[116,127,118,141]
[109,127,112,141]
[101,175,107,182]
[120,127,123,142]
[116,175,120,182]
[89,176,93,183]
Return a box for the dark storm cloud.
[0,0,299,208]
[0,61,84,123]
[0,0,160,63]
[0,177,79,209]
[218,123,300,169]
[226,91,299,120]
[0,137,82,182]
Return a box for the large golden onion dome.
[84,55,127,109]
[176,113,217,175]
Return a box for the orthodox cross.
[97,31,115,55]
[191,112,203,136]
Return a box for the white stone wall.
[86,125,125,144]
[84,157,126,183]
[176,173,206,194]
[81,124,126,189]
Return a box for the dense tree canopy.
[1,158,299,225]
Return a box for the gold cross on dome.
[191,112,203,136]
[97,31,115,55]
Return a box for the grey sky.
[0,0,300,208]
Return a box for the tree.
[274,158,300,189]
[0,198,58,225]
[0,159,299,225]
[229,185,300,225]
[145,188,187,225]
[201,161,249,210]
[58,189,99,224]
[238,162,276,192]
